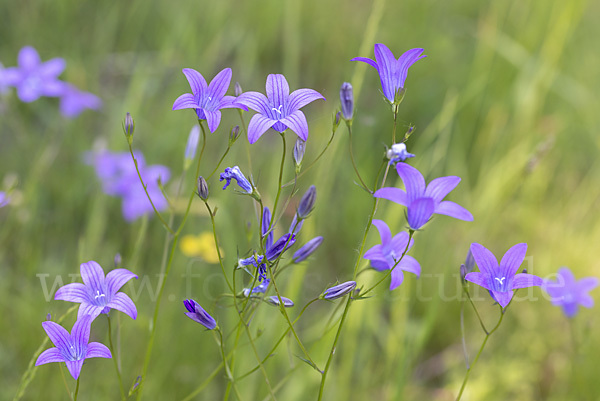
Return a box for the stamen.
[271,104,283,115]
[94,290,105,300]
[494,277,506,285]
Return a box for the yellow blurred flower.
[180,232,222,263]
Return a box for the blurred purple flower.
[220,166,252,193]
[364,220,420,290]
[183,299,217,330]
[55,261,138,321]
[3,46,65,102]
[172,68,247,133]
[35,315,112,380]
[374,163,473,230]
[0,191,9,208]
[465,243,542,308]
[184,125,200,163]
[543,267,598,318]
[86,150,170,221]
[352,44,426,103]
[59,83,102,118]
[236,74,325,144]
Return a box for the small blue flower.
[220,166,252,193]
[183,299,217,330]
[386,143,415,164]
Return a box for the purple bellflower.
[220,166,253,193]
[86,150,171,222]
[543,267,598,318]
[3,46,66,102]
[35,315,112,379]
[172,68,247,133]
[364,220,420,290]
[236,74,325,144]
[374,163,473,230]
[352,44,426,104]
[55,261,138,321]
[59,83,102,118]
[183,299,217,330]
[465,243,543,308]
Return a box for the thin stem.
[107,315,126,400]
[127,145,174,234]
[180,361,223,401]
[215,330,243,401]
[237,110,253,172]
[463,287,488,334]
[346,122,371,193]
[270,133,287,225]
[58,364,73,401]
[206,145,232,181]
[391,103,399,143]
[73,376,80,401]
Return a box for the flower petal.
[373,187,408,206]
[391,231,413,253]
[363,244,384,261]
[561,303,579,318]
[182,68,207,97]
[371,219,392,247]
[435,201,473,221]
[204,109,222,133]
[469,243,499,277]
[207,68,232,100]
[370,258,391,271]
[40,58,66,78]
[491,290,513,308]
[465,272,491,290]
[511,273,542,289]
[172,93,199,110]
[18,46,41,70]
[266,74,290,108]
[80,261,106,291]
[219,95,247,110]
[236,91,271,115]
[500,243,527,278]
[407,198,435,230]
[373,43,398,102]
[35,347,64,365]
[396,48,426,89]
[425,176,461,204]
[279,110,309,141]
[65,360,85,380]
[247,114,276,144]
[106,268,138,295]
[107,292,137,320]
[396,163,425,202]
[577,276,599,293]
[390,268,405,290]
[77,303,104,321]
[86,342,112,359]
[71,315,92,352]
[42,321,71,350]
[55,283,90,303]
[579,294,594,308]
[287,88,325,112]
[350,56,378,70]
[557,267,577,288]
[398,255,421,276]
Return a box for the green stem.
[391,103,399,143]
[180,361,224,401]
[73,376,80,401]
[346,122,371,193]
[107,315,126,400]
[58,364,73,401]
[270,133,287,225]
[206,145,232,181]
[215,330,243,401]
[463,287,488,334]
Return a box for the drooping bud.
[234,82,243,97]
[339,82,354,120]
[322,281,357,300]
[294,138,306,170]
[297,185,317,219]
[293,236,324,263]
[197,176,209,201]
[266,296,294,308]
[229,125,241,144]
[114,253,122,268]
[123,112,134,143]
[183,299,217,330]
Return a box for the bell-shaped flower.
[183,299,217,330]
[54,261,138,321]
[363,220,420,290]
[543,267,598,318]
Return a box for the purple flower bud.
[288,213,303,235]
[293,236,324,263]
[262,207,273,250]
[46,313,52,321]
[185,125,200,162]
[386,143,415,164]
[183,299,217,330]
[339,82,354,120]
[197,176,209,201]
[235,82,243,97]
[267,296,294,308]
[229,125,241,144]
[220,166,252,193]
[114,253,122,267]
[297,185,317,219]
[323,281,357,300]
[266,233,296,260]
[460,264,468,283]
[294,138,306,167]
[334,111,341,126]
[123,112,134,139]
[464,249,475,273]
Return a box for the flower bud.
[123,112,134,142]
[229,125,241,144]
[235,82,243,97]
[293,236,323,263]
[464,249,475,273]
[334,111,341,127]
[114,253,122,268]
[297,185,317,219]
[266,296,294,308]
[197,176,209,201]
[184,125,200,167]
[322,281,357,300]
[460,264,468,283]
[265,233,296,260]
[339,82,354,120]
[183,299,217,330]
[294,138,306,169]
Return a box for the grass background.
[1,0,599,400]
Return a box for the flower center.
[271,104,283,115]
[494,277,505,285]
[93,290,107,306]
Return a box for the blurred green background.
[1,0,599,400]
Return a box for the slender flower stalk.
[107,315,126,401]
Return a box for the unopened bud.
[293,236,323,263]
[114,253,122,268]
[266,296,294,308]
[294,139,306,168]
[522,268,527,274]
[460,264,467,283]
[339,82,354,120]
[334,111,341,127]
[297,185,316,219]
[197,176,209,201]
[322,281,357,300]
[235,82,243,97]
[123,112,134,141]
[184,126,200,167]
[229,125,240,144]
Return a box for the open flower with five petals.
[364,220,420,290]
[236,74,325,144]
[35,315,112,379]
[374,163,473,230]
[543,267,598,318]
[172,68,247,133]
[352,44,426,104]
[55,261,138,321]
[465,243,542,308]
